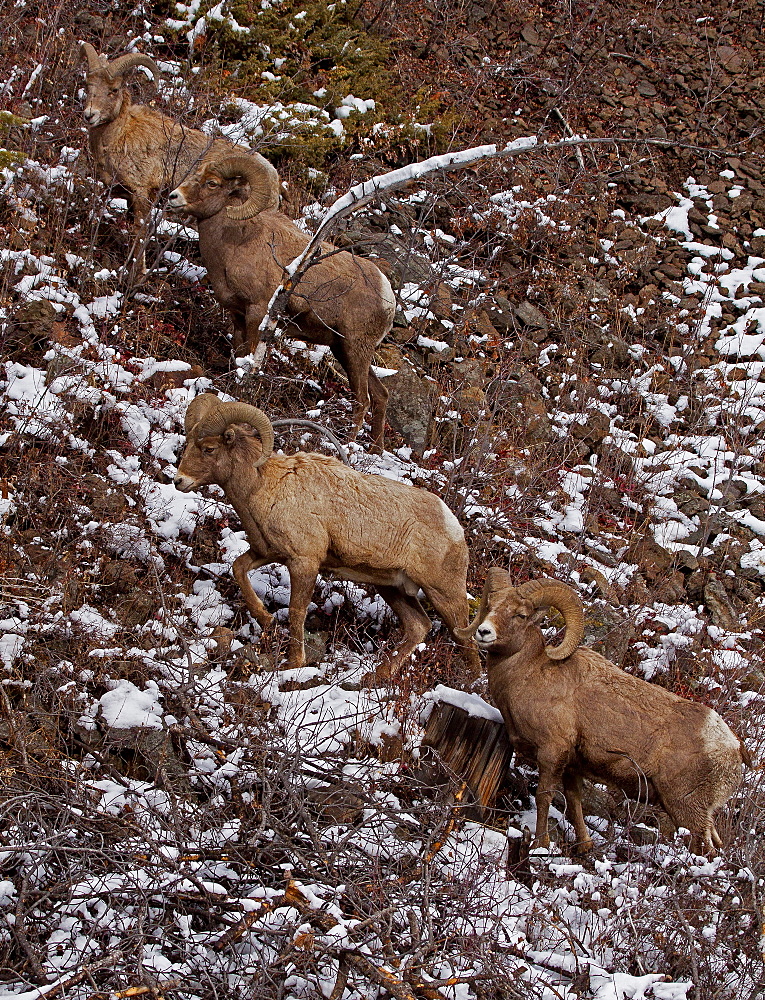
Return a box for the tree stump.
[419,688,517,820]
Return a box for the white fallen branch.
[552,109,586,169]
[244,133,673,372]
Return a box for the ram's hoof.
[360,667,391,689]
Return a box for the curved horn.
[271,418,350,466]
[213,156,277,220]
[184,393,222,434]
[80,41,105,73]
[515,579,584,660]
[454,590,489,642]
[196,402,274,469]
[454,568,512,641]
[107,52,159,83]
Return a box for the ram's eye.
[202,445,216,454]
[205,179,220,188]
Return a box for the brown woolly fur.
[80,45,279,270]
[464,570,747,856]
[168,157,395,451]
[174,399,480,680]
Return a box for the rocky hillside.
[1,1,765,998]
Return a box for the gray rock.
[584,319,631,369]
[488,366,553,445]
[626,532,674,582]
[515,300,548,330]
[485,295,516,336]
[102,726,192,793]
[307,784,365,824]
[384,363,437,454]
[431,386,488,453]
[452,357,488,387]
[304,630,329,664]
[345,230,434,289]
[571,410,611,448]
[629,823,660,846]
[115,589,157,627]
[8,298,58,354]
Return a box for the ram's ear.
[223,427,238,445]
[529,607,550,625]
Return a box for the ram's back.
[255,453,465,576]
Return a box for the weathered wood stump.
[419,687,517,819]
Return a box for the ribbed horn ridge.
[515,579,584,660]
[80,42,104,73]
[196,402,274,469]
[454,590,489,641]
[454,567,512,641]
[184,393,222,434]
[213,156,276,220]
[107,52,159,82]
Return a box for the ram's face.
[174,424,259,492]
[475,593,536,655]
[83,71,124,126]
[175,432,229,491]
[168,168,243,219]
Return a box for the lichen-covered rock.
[703,578,739,630]
[484,295,516,336]
[514,299,548,331]
[570,409,611,449]
[432,386,488,452]
[626,532,675,582]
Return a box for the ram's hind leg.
[375,586,432,680]
[367,368,389,454]
[330,341,371,441]
[229,304,262,355]
[243,302,267,353]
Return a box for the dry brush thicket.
[1,1,765,998]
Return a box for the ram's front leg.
[127,192,152,274]
[533,747,569,850]
[285,559,320,669]
[244,302,267,353]
[230,309,248,352]
[232,552,274,628]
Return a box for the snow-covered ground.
[1,3,765,998]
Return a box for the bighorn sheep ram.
[458,570,748,855]
[174,395,480,677]
[167,157,395,451]
[80,44,280,270]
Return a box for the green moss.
[165,0,462,169]
[220,0,396,106]
[0,111,27,169]
[0,111,26,136]
[0,149,24,170]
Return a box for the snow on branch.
[245,133,672,370]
